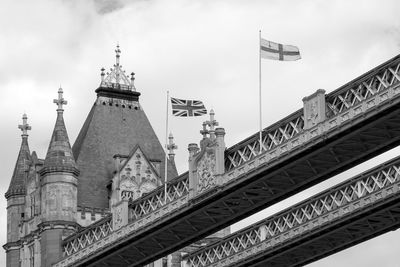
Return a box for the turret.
[4,114,31,267]
[38,88,79,267]
[72,45,177,211]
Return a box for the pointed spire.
[40,88,78,176]
[5,114,32,199]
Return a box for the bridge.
[54,54,400,266]
[183,154,400,266]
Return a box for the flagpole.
[164,90,169,204]
[259,30,262,154]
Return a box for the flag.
[260,38,301,61]
[171,97,207,117]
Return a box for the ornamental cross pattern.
[54,87,67,111]
[185,159,400,267]
[225,59,400,171]
[18,113,31,136]
[54,55,400,267]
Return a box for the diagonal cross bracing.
[185,155,400,267]
[56,55,400,267]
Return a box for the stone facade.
[4,48,228,267]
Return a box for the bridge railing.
[57,54,400,265]
[184,156,400,267]
[129,172,189,221]
[225,56,400,172]
[225,112,304,171]
[326,59,400,116]
[62,215,112,257]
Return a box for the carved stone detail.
[188,111,226,198]
[303,89,326,130]
[197,149,216,193]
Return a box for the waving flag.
[260,38,301,61]
[171,97,207,117]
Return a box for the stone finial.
[53,87,67,112]
[215,127,225,138]
[100,45,134,91]
[130,72,136,91]
[115,44,121,65]
[18,113,31,137]
[188,143,199,157]
[205,109,219,139]
[200,122,209,139]
[167,133,178,157]
[101,67,105,82]
[215,127,226,175]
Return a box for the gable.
[117,146,161,201]
[72,97,178,209]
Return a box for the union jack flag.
[171,97,207,117]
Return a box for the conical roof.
[72,46,177,209]
[5,114,31,199]
[40,88,78,176]
[72,96,178,209]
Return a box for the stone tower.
[4,47,230,267]
[72,45,177,212]
[38,88,79,266]
[4,114,31,267]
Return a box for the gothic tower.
[38,88,79,266]
[3,46,180,267]
[4,114,31,267]
[72,45,177,211]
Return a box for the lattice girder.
[225,58,400,172]
[129,174,189,220]
[55,55,400,267]
[184,155,400,267]
[63,216,113,257]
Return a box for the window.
[28,244,35,267]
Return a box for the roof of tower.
[5,114,31,199]
[40,88,78,176]
[72,46,178,209]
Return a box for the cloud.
[1,1,400,266]
[94,0,125,14]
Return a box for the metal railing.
[185,156,400,266]
[225,56,400,172]
[63,215,112,257]
[129,172,189,221]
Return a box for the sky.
[1,0,400,266]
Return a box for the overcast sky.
[1,0,400,266]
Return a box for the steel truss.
[225,57,400,171]
[129,174,189,220]
[57,55,400,267]
[185,156,400,266]
[63,215,112,257]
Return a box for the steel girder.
[185,155,400,266]
[58,55,400,267]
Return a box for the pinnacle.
[41,90,78,175]
[5,115,31,199]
